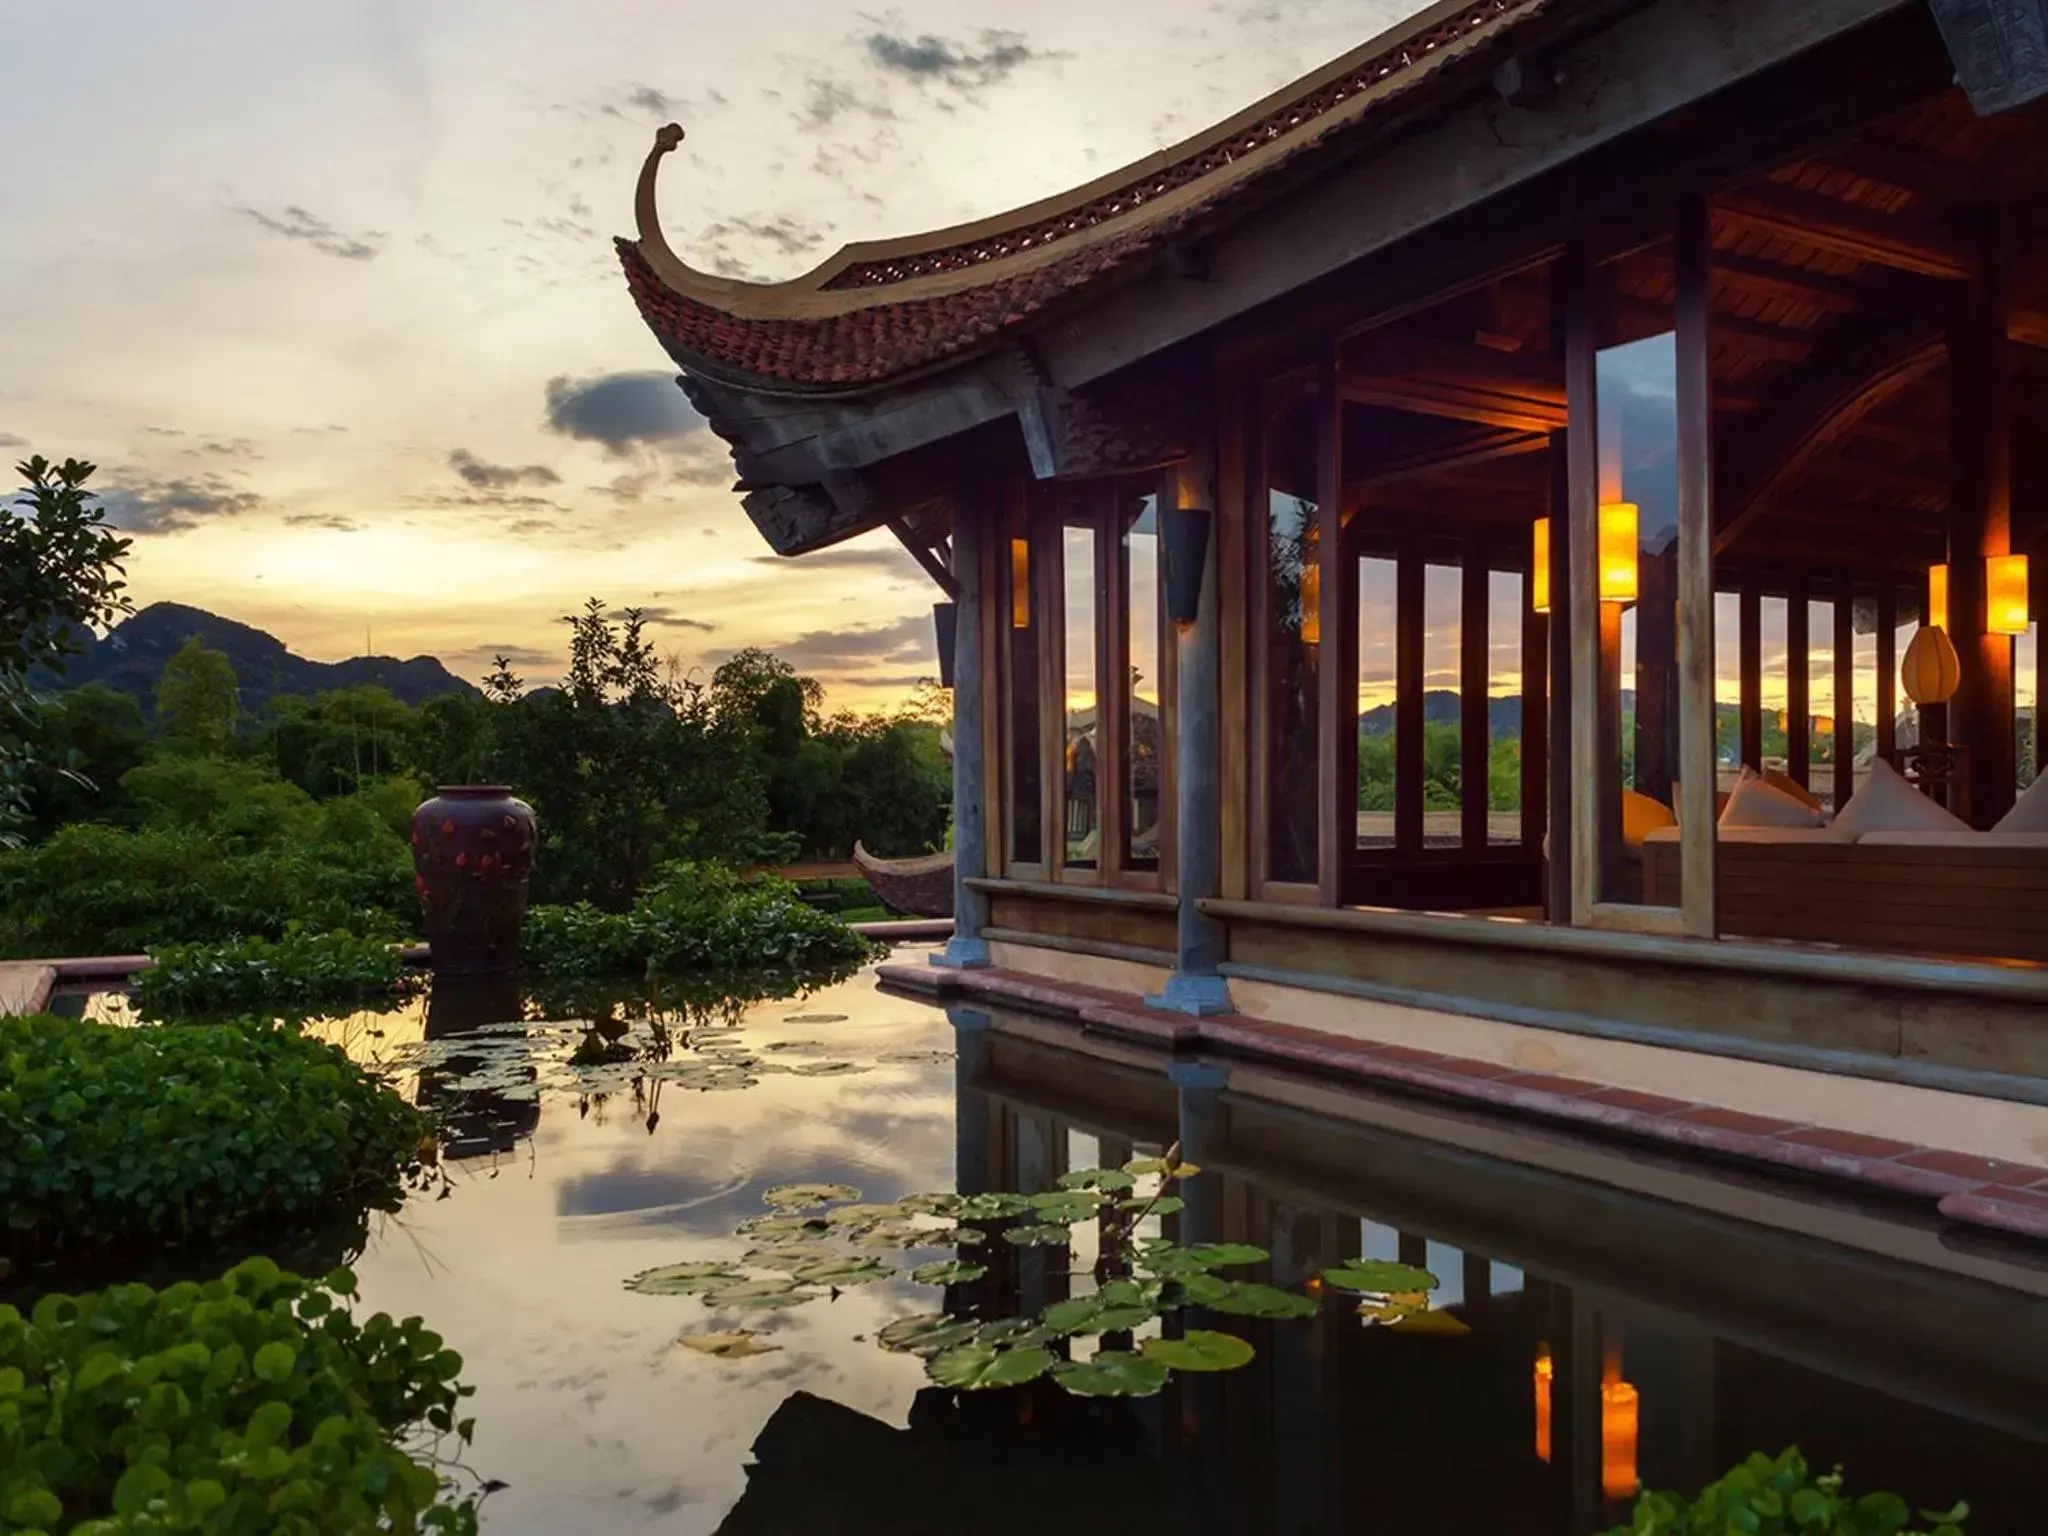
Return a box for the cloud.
[637,605,715,633]
[746,545,921,578]
[283,512,362,532]
[543,372,704,455]
[714,613,933,673]
[864,28,1049,93]
[793,74,896,131]
[0,432,28,450]
[698,216,830,280]
[443,643,558,672]
[448,448,560,490]
[97,473,263,535]
[238,205,385,261]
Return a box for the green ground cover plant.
[0,1015,425,1265]
[0,1256,482,1533]
[1609,1447,1967,1535]
[523,861,881,980]
[132,929,416,1021]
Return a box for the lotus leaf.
[763,1040,827,1053]
[1025,1192,1105,1224]
[1043,1296,1157,1336]
[1319,1261,1441,1295]
[1168,1273,1235,1306]
[743,1245,840,1273]
[1052,1352,1169,1398]
[762,1181,863,1211]
[701,1278,810,1306]
[1122,1156,1172,1177]
[783,1013,848,1023]
[893,1192,966,1217]
[1141,1329,1256,1372]
[877,1048,955,1064]
[976,1318,1053,1348]
[678,1330,780,1359]
[624,1263,746,1297]
[876,1314,984,1355]
[951,1192,1035,1220]
[1184,1243,1270,1268]
[791,1255,893,1287]
[910,1260,987,1285]
[1058,1168,1137,1193]
[825,1203,903,1229]
[927,1342,1054,1390]
[1097,1280,1161,1308]
[736,1215,831,1243]
[1203,1283,1320,1320]
[1125,1195,1185,1216]
[857,1220,956,1250]
[790,1062,869,1077]
[1001,1223,1071,1247]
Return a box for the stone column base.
[930,937,993,970]
[1147,971,1234,1016]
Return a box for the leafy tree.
[248,683,417,797]
[0,457,132,845]
[154,635,241,753]
[21,682,150,838]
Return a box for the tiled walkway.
[886,963,2048,1247]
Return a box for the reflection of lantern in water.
[1601,1371,1640,1500]
[1533,1348,1553,1463]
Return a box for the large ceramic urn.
[410,787,537,977]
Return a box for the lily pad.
[857,1220,956,1250]
[893,1192,966,1217]
[762,1181,863,1211]
[1384,1308,1471,1336]
[1043,1296,1157,1336]
[736,1215,832,1244]
[927,1342,1054,1390]
[1025,1192,1105,1224]
[976,1318,1052,1348]
[742,1243,841,1272]
[1052,1352,1170,1398]
[701,1278,810,1307]
[1319,1261,1440,1295]
[1184,1243,1270,1268]
[1122,1156,1173,1177]
[1141,1330,1255,1373]
[791,1255,894,1287]
[790,1062,870,1078]
[783,1013,848,1024]
[1001,1224,1070,1248]
[1097,1280,1160,1308]
[763,1040,828,1053]
[1123,1195,1185,1216]
[678,1330,780,1359]
[951,1192,1035,1220]
[910,1260,987,1285]
[1058,1168,1136,1193]
[1168,1273,1235,1307]
[877,1048,954,1064]
[876,1314,983,1355]
[624,1263,746,1296]
[1203,1283,1320,1320]
[824,1203,903,1230]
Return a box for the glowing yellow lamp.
[1815,715,1834,736]
[1598,502,1639,603]
[1988,554,2030,637]
[1929,563,1949,633]
[1534,1349,1554,1464]
[1601,1376,1640,1500]
[1299,560,1323,646]
[1901,623,1962,707]
[1532,518,1551,615]
[1010,539,1031,629]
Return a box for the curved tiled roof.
[619,0,1551,391]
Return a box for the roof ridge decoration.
[619,0,1550,389]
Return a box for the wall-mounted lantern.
[933,602,958,690]
[1162,503,1212,632]
[1531,518,1551,614]
[1598,502,1639,604]
[1988,553,2031,636]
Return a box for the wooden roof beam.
[1714,189,1975,281]
[1795,139,1986,207]
[1714,310,1948,555]
[1705,252,1866,314]
[1339,333,1566,432]
[1343,426,1550,493]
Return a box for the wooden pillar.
[1834,580,1856,811]
[1786,579,1810,789]
[1314,346,1349,903]
[1462,554,1491,851]
[1949,265,2017,826]
[1738,577,1762,770]
[1396,541,1425,854]
[1674,192,1718,937]
[1565,253,1605,925]
[1876,586,1898,767]
[1546,434,1574,921]
[935,502,992,968]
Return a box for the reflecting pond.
[57,949,2048,1533]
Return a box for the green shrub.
[1610,1447,1967,1535]
[133,928,416,1021]
[0,822,414,958]
[0,1015,425,1264]
[0,1256,479,1533]
[522,861,880,980]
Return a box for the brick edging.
[884,963,2048,1248]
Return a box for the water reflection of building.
[722,1007,2048,1535]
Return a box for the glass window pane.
[1809,597,1837,812]
[1760,595,1788,778]
[1894,587,1921,761]
[1853,594,1878,802]
[1597,331,1680,903]
[1356,556,1397,850]
[1063,518,1099,871]
[2020,621,2039,792]
[1264,383,1321,885]
[1489,570,1523,845]
[1123,494,1163,870]
[1715,591,1741,784]
[1007,529,1042,866]
[1424,562,1462,848]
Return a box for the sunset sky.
[3,0,1433,710]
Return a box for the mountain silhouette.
[42,603,480,713]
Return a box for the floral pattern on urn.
[410,786,537,977]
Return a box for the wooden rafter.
[1796,138,1985,206]
[1339,333,1566,432]
[886,514,960,598]
[1715,188,1975,281]
[1705,252,1866,314]
[1343,426,1548,494]
[1713,311,1948,555]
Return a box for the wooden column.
[1786,580,1810,788]
[1834,579,1856,811]
[1463,554,1491,852]
[1314,346,1348,904]
[1546,434,1574,922]
[1396,541,1425,855]
[1875,585,1898,766]
[1674,192,1717,937]
[934,501,992,968]
[1949,264,2017,826]
[1523,553,1550,856]
[1739,577,1762,770]
[1565,254,1605,925]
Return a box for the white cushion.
[1994,772,2048,834]
[1720,767,1828,829]
[1832,756,1969,835]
